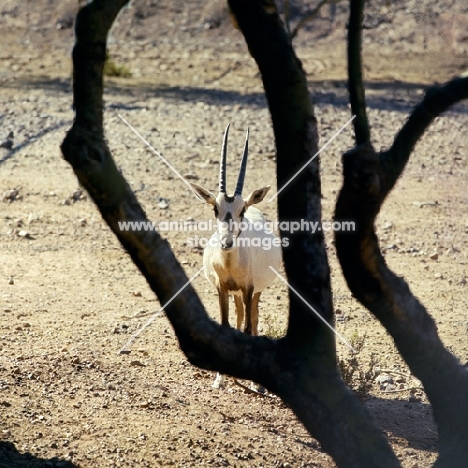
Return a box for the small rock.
[8,277,14,285]
[434,272,443,279]
[376,374,394,385]
[17,230,32,239]
[0,131,14,149]
[158,200,169,210]
[0,401,11,407]
[130,360,146,367]
[3,188,20,202]
[71,356,80,365]
[429,253,438,260]
[71,189,85,202]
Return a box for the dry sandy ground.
[1,1,468,467]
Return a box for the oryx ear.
[189,183,217,206]
[245,186,271,207]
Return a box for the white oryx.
[190,124,282,389]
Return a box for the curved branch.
[347,0,370,144]
[335,78,468,467]
[384,76,468,193]
[62,0,278,384]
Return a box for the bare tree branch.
[334,76,468,467]
[385,76,468,193]
[347,0,370,144]
[62,0,279,386]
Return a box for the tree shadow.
[104,79,468,116]
[0,441,78,468]
[2,74,466,170]
[309,79,468,114]
[7,74,468,117]
[365,395,438,452]
[0,120,72,167]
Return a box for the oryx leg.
[234,295,244,331]
[213,286,230,389]
[218,286,230,327]
[251,292,261,337]
[243,286,254,336]
[247,291,265,393]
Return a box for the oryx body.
[190,124,282,389]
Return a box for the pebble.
[17,230,32,239]
[376,374,394,385]
[3,188,20,202]
[130,360,146,367]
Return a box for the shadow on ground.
[366,395,438,452]
[5,74,468,118]
[0,441,78,468]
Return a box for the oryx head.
[190,124,271,250]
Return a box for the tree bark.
[335,77,468,467]
[347,0,370,144]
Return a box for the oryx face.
[213,193,246,250]
[190,124,271,250]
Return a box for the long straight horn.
[234,128,249,196]
[219,123,230,194]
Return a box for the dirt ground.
[1,1,468,467]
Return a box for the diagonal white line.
[117,114,206,203]
[268,115,356,202]
[118,266,205,354]
[268,266,355,352]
